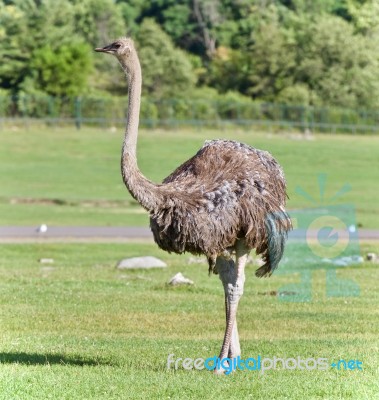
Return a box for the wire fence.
[1,94,379,133]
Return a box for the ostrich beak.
[95,45,113,53]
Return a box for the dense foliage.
[1,0,379,109]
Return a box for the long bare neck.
[123,57,141,156]
[118,53,162,213]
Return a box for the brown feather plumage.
[149,139,292,276]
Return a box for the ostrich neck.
[123,65,141,156]
[119,55,162,213]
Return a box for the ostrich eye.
[113,43,121,49]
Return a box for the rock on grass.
[116,256,167,269]
[168,272,194,286]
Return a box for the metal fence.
[1,94,379,133]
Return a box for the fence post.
[47,96,54,126]
[300,106,306,132]
[0,96,2,130]
[74,97,82,129]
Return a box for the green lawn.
[0,127,378,227]
[0,242,378,399]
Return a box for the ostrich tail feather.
[255,211,289,278]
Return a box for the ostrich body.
[95,38,292,372]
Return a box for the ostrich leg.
[215,241,249,374]
[220,262,241,359]
[229,310,241,358]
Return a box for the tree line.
[1,0,379,111]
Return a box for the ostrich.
[95,38,292,373]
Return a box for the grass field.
[1,126,378,398]
[0,242,378,399]
[1,126,378,227]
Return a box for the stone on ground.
[366,253,378,262]
[116,256,167,269]
[168,272,194,286]
[39,258,54,264]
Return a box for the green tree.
[247,11,296,101]
[2,0,379,109]
[295,15,379,108]
[346,0,379,34]
[0,0,76,91]
[136,19,196,98]
[70,0,127,93]
[71,0,126,46]
[29,42,92,96]
[0,0,128,96]
[206,46,252,94]
[116,0,149,34]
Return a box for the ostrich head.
[95,38,136,73]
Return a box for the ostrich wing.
[151,140,291,276]
[164,140,287,204]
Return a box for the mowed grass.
[0,242,378,399]
[0,126,378,227]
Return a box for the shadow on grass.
[0,352,113,366]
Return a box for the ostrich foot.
[213,367,226,375]
[212,359,230,375]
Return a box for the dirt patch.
[8,197,138,208]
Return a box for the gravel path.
[0,226,153,243]
[0,226,378,243]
